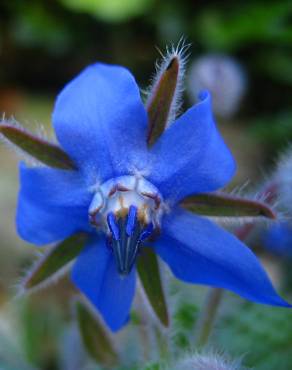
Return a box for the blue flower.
[263,222,292,257]
[16,63,289,331]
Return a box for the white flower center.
[88,176,165,276]
[88,175,164,234]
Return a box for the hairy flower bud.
[172,352,245,370]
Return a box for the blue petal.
[17,163,91,245]
[155,208,290,306]
[71,237,136,331]
[52,63,148,181]
[263,222,292,257]
[148,91,236,203]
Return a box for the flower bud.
[171,352,245,370]
[188,55,246,118]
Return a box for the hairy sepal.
[181,192,276,219]
[75,298,118,367]
[23,233,87,292]
[0,123,76,169]
[137,247,169,327]
[146,39,189,146]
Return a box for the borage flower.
[2,49,290,331]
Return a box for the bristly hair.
[170,350,247,370]
[145,37,191,127]
[208,181,280,230]
[0,116,54,167]
[15,249,74,296]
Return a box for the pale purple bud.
[188,55,247,118]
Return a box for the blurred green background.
[0,1,292,369]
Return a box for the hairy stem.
[194,288,224,348]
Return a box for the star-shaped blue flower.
[17,63,289,331]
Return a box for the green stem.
[194,288,224,348]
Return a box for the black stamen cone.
[107,209,153,276]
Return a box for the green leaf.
[76,300,118,367]
[181,192,276,219]
[215,300,292,370]
[60,0,153,22]
[24,233,87,290]
[147,57,179,146]
[0,124,75,169]
[137,248,169,326]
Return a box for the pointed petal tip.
[148,85,236,201]
[198,89,210,102]
[72,239,136,332]
[269,295,292,308]
[157,209,290,310]
[107,315,130,332]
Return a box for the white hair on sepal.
[228,180,251,197]
[14,249,74,297]
[207,179,282,231]
[145,36,191,127]
[0,116,53,167]
[35,121,57,142]
[213,214,280,235]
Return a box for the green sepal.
[137,247,169,327]
[147,57,179,146]
[181,192,276,219]
[76,300,118,367]
[24,233,88,290]
[0,124,76,169]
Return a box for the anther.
[126,205,137,236]
[107,213,120,240]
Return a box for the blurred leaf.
[76,300,118,367]
[147,57,179,146]
[0,124,76,169]
[59,0,153,22]
[181,192,276,219]
[215,301,292,370]
[256,50,292,85]
[24,233,87,290]
[142,363,161,370]
[196,2,292,50]
[11,3,72,54]
[174,303,198,330]
[137,248,169,327]
[250,112,292,152]
[172,303,199,350]
[20,299,63,368]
